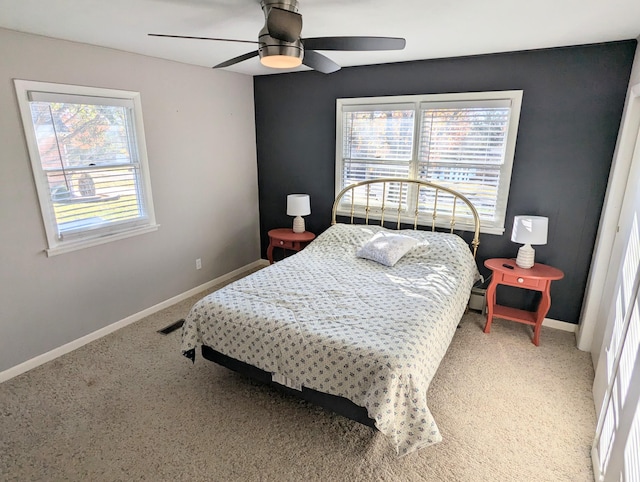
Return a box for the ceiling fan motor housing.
[260,0,299,15]
[259,0,303,67]
[258,41,303,64]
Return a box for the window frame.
[335,90,523,235]
[14,79,158,256]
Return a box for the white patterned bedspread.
[181,224,479,456]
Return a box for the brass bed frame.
[200,178,481,428]
[331,178,480,257]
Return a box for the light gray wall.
[0,28,260,372]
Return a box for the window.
[15,80,157,255]
[335,91,523,234]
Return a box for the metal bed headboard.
[331,178,480,258]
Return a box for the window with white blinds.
[15,80,157,255]
[336,91,523,234]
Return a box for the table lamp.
[511,215,548,268]
[287,194,311,233]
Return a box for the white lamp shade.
[286,194,311,216]
[511,215,548,245]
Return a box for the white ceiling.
[1,0,639,76]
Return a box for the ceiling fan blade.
[266,7,302,43]
[213,50,259,69]
[302,36,406,51]
[303,50,341,74]
[148,33,258,45]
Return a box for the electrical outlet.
[195,258,202,270]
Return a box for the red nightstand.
[267,228,316,264]
[483,258,564,346]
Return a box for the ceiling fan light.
[258,41,303,69]
[260,54,302,68]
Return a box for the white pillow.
[356,231,419,267]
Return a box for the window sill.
[45,224,160,257]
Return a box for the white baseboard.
[0,259,267,384]
[469,308,578,334]
[542,317,578,333]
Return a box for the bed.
[181,178,481,456]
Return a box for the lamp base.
[292,216,305,233]
[516,244,535,269]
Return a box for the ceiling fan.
[149,0,406,74]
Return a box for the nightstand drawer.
[502,274,542,289]
[277,239,295,250]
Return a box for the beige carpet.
[0,273,596,481]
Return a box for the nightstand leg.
[484,280,498,334]
[267,243,275,265]
[533,283,552,346]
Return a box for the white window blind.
[336,92,523,234]
[342,106,414,209]
[597,299,640,482]
[625,409,640,481]
[593,216,640,482]
[418,101,510,225]
[15,80,157,255]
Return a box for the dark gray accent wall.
[254,40,636,324]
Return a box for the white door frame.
[584,78,640,481]
[578,81,640,358]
